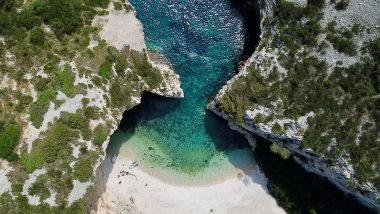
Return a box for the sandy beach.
[95,140,286,214]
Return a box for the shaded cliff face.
[253,135,377,214]
[230,0,262,59]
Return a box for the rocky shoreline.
[208,0,380,210]
[86,2,184,212]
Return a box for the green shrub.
[60,111,91,140]
[56,64,75,96]
[98,62,112,79]
[113,1,122,10]
[84,106,100,120]
[34,0,84,36]
[34,121,76,164]
[81,97,90,106]
[255,114,265,123]
[20,152,44,173]
[33,77,52,92]
[14,8,41,30]
[131,54,164,88]
[0,0,16,11]
[115,57,128,75]
[93,125,107,146]
[370,37,380,59]
[91,76,103,87]
[110,80,132,108]
[270,143,291,159]
[341,29,354,39]
[11,183,23,194]
[124,3,133,12]
[29,89,57,128]
[272,123,284,134]
[28,175,50,200]
[326,33,357,56]
[0,123,21,161]
[15,95,33,113]
[327,21,337,33]
[29,27,45,46]
[72,152,97,182]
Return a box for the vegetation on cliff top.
[219,0,380,195]
[0,0,168,211]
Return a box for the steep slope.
[0,0,182,212]
[209,0,380,209]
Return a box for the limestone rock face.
[208,0,380,210]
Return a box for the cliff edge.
[208,0,380,210]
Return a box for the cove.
[107,0,254,182]
[104,0,376,213]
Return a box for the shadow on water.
[101,92,181,184]
[229,0,262,59]
[253,135,377,214]
[201,98,376,213]
[118,93,182,132]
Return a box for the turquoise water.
[107,0,254,177]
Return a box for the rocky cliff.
[0,1,183,212]
[208,0,380,210]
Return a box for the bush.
[115,57,128,75]
[255,113,266,123]
[98,62,112,79]
[56,64,75,96]
[29,89,57,128]
[60,111,91,140]
[0,0,16,11]
[110,80,132,108]
[29,27,45,46]
[84,106,100,120]
[14,8,41,30]
[20,152,44,173]
[326,33,357,56]
[93,125,107,146]
[33,77,52,92]
[272,123,284,134]
[370,37,380,59]
[72,152,97,182]
[0,123,21,161]
[113,1,122,10]
[34,0,84,36]
[35,122,77,164]
[15,95,33,113]
[270,143,291,159]
[28,175,50,200]
[11,183,23,194]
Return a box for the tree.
[29,27,45,46]
[14,8,41,30]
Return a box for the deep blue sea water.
[107,0,253,176]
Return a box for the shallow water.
[107,0,255,179]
